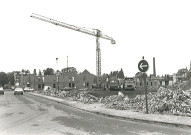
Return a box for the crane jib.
[31,14,94,36]
[30,13,115,43]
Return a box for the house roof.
[80,69,94,76]
[177,68,188,76]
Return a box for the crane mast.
[30,13,116,85]
[96,30,101,79]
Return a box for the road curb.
[26,92,191,129]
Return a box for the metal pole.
[58,76,59,92]
[143,73,148,114]
[67,56,68,69]
[34,73,36,90]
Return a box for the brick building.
[134,74,160,90]
[20,68,95,90]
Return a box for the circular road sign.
[138,59,149,72]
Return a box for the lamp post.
[21,71,25,88]
[33,69,36,90]
[57,74,59,92]
[56,58,60,93]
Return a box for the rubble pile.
[39,88,58,96]
[148,87,191,116]
[37,88,99,104]
[37,86,191,116]
[101,87,191,116]
[100,95,130,110]
[58,90,99,104]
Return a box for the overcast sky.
[0,0,191,77]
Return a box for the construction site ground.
[27,90,191,129]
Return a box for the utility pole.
[67,56,68,68]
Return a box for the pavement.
[26,92,191,128]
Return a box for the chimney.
[153,57,156,77]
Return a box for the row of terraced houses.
[14,63,191,91]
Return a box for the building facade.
[19,68,95,90]
[134,75,160,90]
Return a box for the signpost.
[138,57,149,114]
[138,59,149,72]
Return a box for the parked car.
[0,87,4,95]
[24,87,34,92]
[14,87,24,95]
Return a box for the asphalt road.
[0,90,191,135]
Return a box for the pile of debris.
[101,87,191,116]
[58,90,99,104]
[38,88,58,96]
[100,91,130,110]
[37,88,99,104]
[37,86,191,116]
[152,87,191,116]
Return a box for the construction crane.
[30,13,116,85]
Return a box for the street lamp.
[33,69,36,90]
[56,58,60,93]
[57,75,60,92]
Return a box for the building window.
[69,77,75,82]
[38,77,41,82]
[38,84,41,89]
[72,83,75,88]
